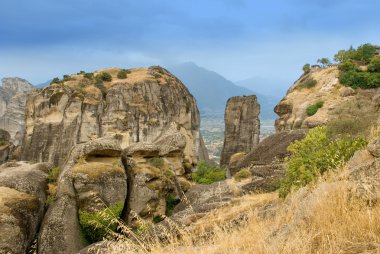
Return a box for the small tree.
[303,63,311,74]
[317,58,331,67]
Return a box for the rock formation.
[121,122,192,226]
[220,95,260,167]
[21,66,206,167]
[274,67,380,132]
[0,161,52,254]
[39,137,125,254]
[230,130,306,192]
[0,77,33,145]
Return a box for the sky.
[1,0,380,91]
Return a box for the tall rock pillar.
[220,95,260,167]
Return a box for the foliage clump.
[165,193,180,216]
[233,168,252,182]
[117,69,131,79]
[306,101,324,116]
[83,72,94,80]
[298,77,317,90]
[79,202,124,244]
[279,126,367,198]
[95,72,112,82]
[336,44,380,89]
[47,167,60,183]
[50,77,62,85]
[192,161,226,184]
[149,157,164,169]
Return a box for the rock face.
[220,95,260,167]
[21,67,205,167]
[0,129,11,164]
[38,137,125,254]
[231,130,307,192]
[0,77,33,145]
[0,161,52,254]
[121,122,192,226]
[274,67,380,132]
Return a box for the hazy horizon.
[1,0,380,94]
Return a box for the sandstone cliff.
[220,95,260,167]
[275,67,380,132]
[21,66,206,166]
[0,77,33,145]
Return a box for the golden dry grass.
[101,169,380,254]
[71,161,124,179]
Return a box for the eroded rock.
[220,95,260,166]
[21,67,206,167]
[0,161,52,254]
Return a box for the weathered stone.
[0,161,52,254]
[232,130,307,173]
[121,123,190,226]
[274,67,380,132]
[38,138,125,254]
[220,95,260,166]
[21,67,207,167]
[339,87,356,97]
[0,77,33,145]
[171,180,238,226]
[367,140,380,158]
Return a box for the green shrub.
[192,161,226,184]
[83,72,94,79]
[303,64,311,74]
[153,215,164,223]
[339,71,380,89]
[79,202,124,244]
[338,60,359,72]
[95,80,107,97]
[165,193,180,216]
[149,157,164,168]
[233,168,252,182]
[352,43,378,63]
[306,101,324,116]
[95,72,112,82]
[279,126,367,198]
[50,77,61,85]
[47,167,60,183]
[45,195,56,208]
[63,75,74,81]
[368,57,380,72]
[298,78,317,89]
[117,69,129,79]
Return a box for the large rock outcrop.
[275,67,380,132]
[0,161,52,254]
[21,67,206,167]
[121,122,192,226]
[0,77,33,145]
[38,137,125,254]
[220,95,260,167]
[231,130,307,192]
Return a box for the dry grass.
[99,168,380,254]
[71,161,124,179]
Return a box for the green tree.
[334,50,352,63]
[302,63,311,74]
[317,58,331,67]
[353,43,378,63]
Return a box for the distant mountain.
[167,62,278,120]
[34,80,50,88]
[235,77,290,99]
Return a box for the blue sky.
[1,0,379,90]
